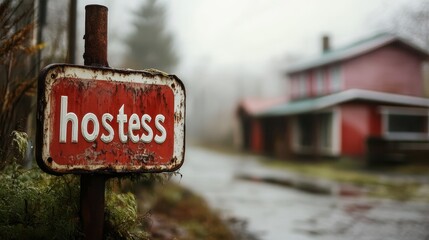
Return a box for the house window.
[388,115,426,133]
[330,65,342,92]
[381,107,429,140]
[319,112,333,149]
[299,73,307,97]
[315,69,324,95]
[290,76,297,99]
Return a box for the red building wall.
[343,45,424,97]
[340,103,371,156]
[250,119,263,154]
[368,104,382,137]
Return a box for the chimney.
[322,35,330,53]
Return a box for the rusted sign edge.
[36,64,186,175]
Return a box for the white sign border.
[38,64,185,174]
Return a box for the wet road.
[176,146,429,240]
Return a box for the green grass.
[262,157,429,202]
[135,182,235,240]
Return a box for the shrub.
[0,164,152,239]
[0,164,80,239]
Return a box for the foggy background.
[65,0,420,146]
[2,1,429,239]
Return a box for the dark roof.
[286,33,429,74]
[256,89,429,117]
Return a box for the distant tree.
[41,1,69,64]
[0,0,69,166]
[0,0,40,164]
[123,0,178,72]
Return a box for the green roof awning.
[256,89,429,117]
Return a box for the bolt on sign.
[37,64,185,174]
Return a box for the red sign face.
[37,64,185,174]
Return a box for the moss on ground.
[0,164,81,239]
[0,165,234,239]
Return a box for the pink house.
[238,33,429,162]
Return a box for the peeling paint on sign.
[37,64,185,174]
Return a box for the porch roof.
[256,89,429,117]
[238,96,287,115]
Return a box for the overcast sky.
[77,0,412,70]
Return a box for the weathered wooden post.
[36,4,185,239]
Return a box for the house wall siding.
[343,45,424,97]
[289,65,343,100]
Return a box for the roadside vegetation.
[134,182,235,240]
[0,163,234,239]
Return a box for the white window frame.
[380,106,429,140]
[317,108,341,156]
[330,65,343,92]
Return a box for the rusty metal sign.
[37,64,185,174]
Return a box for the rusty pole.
[80,5,108,239]
[83,5,109,67]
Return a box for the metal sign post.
[81,5,107,239]
[36,4,185,239]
